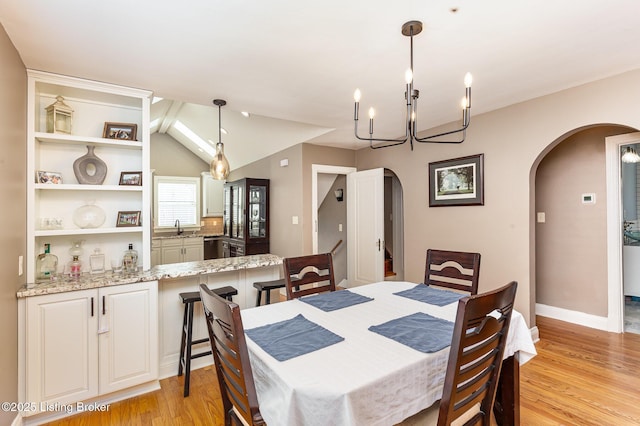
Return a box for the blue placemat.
[369,312,454,353]
[394,285,465,307]
[245,314,344,361]
[299,290,374,312]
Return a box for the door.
[26,289,99,406]
[98,282,158,394]
[347,168,385,286]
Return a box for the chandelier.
[210,99,231,180]
[353,20,472,150]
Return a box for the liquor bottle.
[123,243,138,273]
[36,243,58,281]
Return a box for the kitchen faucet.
[175,219,183,235]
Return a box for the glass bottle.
[68,255,82,280]
[123,243,138,273]
[36,243,58,281]
[90,248,105,274]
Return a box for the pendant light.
[210,99,230,180]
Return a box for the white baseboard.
[536,303,609,331]
[11,413,23,426]
[530,326,540,344]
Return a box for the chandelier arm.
[354,114,411,145]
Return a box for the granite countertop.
[17,254,282,298]
[152,232,224,240]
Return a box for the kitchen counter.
[152,232,224,240]
[17,253,282,298]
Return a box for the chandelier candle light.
[353,20,472,150]
[210,99,231,180]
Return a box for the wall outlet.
[537,212,546,223]
[292,216,299,225]
[338,224,343,232]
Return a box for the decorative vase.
[73,201,106,228]
[73,145,107,185]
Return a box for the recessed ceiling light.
[241,111,250,118]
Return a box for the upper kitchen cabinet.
[27,70,152,283]
[223,178,270,256]
[201,171,224,217]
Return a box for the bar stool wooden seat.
[178,285,237,397]
[253,278,286,306]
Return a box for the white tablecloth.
[241,281,536,426]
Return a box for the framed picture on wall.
[429,154,484,207]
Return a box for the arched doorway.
[532,124,635,333]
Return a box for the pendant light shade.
[210,99,231,180]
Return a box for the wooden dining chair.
[424,249,481,295]
[437,281,518,426]
[283,252,336,300]
[199,284,265,426]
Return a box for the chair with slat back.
[437,281,518,426]
[199,284,265,426]
[283,253,336,300]
[425,249,481,295]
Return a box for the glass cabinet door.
[223,186,231,236]
[248,185,267,239]
[234,184,244,240]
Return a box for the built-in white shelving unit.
[26,70,152,282]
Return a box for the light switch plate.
[537,212,545,223]
[292,216,299,225]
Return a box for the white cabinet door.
[98,282,158,394]
[183,238,204,262]
[161,242,184,265]
[26,290,99,406]
[202,172,224,217]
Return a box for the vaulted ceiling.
[2,0,640,168]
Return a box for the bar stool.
[178,285,237,397]
[253,278,286,306]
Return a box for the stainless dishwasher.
[203,236,220,259]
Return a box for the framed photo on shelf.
[428,154,484,207]
[119,171,142,186]
[36,170,63,184]
[116,211,141,227]
[103,122,138,141]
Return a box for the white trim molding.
[536,303,609,331]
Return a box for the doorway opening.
[312,165,404,288]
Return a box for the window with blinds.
[154,176,201,229]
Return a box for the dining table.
[240,281,537,426]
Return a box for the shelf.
[35,227,143,237]
[35,132,142,150]
[35,184,143,191]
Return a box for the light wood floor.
[45,316,640,426]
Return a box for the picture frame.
[36,170,63,184]
[119,171,142,186]
[116,210,141,227]
[429,154,484,207]
[103,122,138,141]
